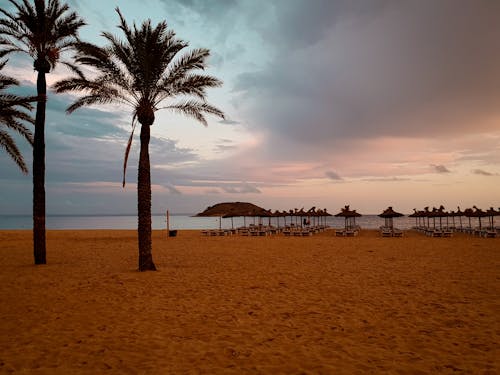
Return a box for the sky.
[1,0,499,215]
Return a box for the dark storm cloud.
[472,169,494,176]
[235,0,500,152]
[325,171,342,180]
[165,184,182,195]
[432,165,451,174]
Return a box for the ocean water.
[0,214,424,230]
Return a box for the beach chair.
[335,230,345,237]
[392,230,403,237]
[380,229,392,237]
[484,230,497,238]
[432,230,443,237]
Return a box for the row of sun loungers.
[413,226,498,238]
[202,225,329,237]
[335,226,361,237]
[379,226,403,237]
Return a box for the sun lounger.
[381,230,392,237]
[392,230,403,237]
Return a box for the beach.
[0,229,498,374]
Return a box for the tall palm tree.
[54,9,224,271]
[0,59,34,173]
[0,0,85,264]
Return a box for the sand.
[0,229,498,374]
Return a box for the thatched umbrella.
[455,207,464,229]
[408,209,420,227]
[322,208,332,227]
[196,202,270,229]
[378,207,404,229]
[472,206,489,230]
[486,207,499,230]
[463,208,474,229]
[335,205,362,230]
[436,205,448,229]
[422,207,431,228]
[296,208,307,227]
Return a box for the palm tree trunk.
[33,70,46,265]
[137,123,156,271]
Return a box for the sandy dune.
[0,229,498,374]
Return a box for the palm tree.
[0,59,34,173]
[54,9,224,271]
[0,0,85,264]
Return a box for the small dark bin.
[168,230,178,237]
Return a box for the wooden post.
[166,209,170,237]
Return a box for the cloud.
[221,182,261,194]
[165,184,182,195]
[213,139,238,153]
[361,177,411,182]
[472,169,494,176]
[325,171,342,180]
[432,165,451,174]
[219,119,240,125]
[234,0,500,158]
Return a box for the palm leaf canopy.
[0,59,35,173]
[54,8,224,185]
[0,0,86,70]
[54,8,224,122]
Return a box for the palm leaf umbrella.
[485,207,499,230]
[455,207,464,229]
[378,207,404,229]
[463,208,474,229]
[436,205,448,229]
[196,202,269,230]
[408,209,420,227]
[472,206,489,230]
[335,205,362,230]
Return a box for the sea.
[0,214,420,230]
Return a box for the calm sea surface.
[0,214,422,230]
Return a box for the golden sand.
[0,229,498,374]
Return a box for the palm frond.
[0,129,29,174]
[0,0,85,68]
[163,100,225,126]
[122,115,137,187]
